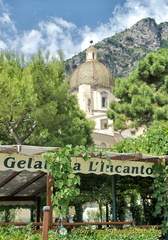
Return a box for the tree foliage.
[0,51,37,144]
[42,146,82,219]
[42,145,104,219]
[113,121,168,233]
[0,50,94,147]
[151,161,168,235]
[107,49,168,130]
[113,121,168,156]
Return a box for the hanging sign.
[72,157,154,178]
[0,154,155,177]
[0,154,47,172]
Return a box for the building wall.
[77,85,115,118]
[92,131,123,148]
[70,45,124,147]
[92,87,115,113]
[77,85,92,117]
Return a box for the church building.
[69,44,123,148]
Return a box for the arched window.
[102,96,107,107]
[101,92,107,108]
[88,98,91,112]
[100,142,106,148]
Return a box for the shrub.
[0,225,162,240]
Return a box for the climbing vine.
[42,144,168,236]
[151,160,168,235]
[42,145,104,220]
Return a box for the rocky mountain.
[65,18,168,79]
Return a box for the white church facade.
[70,45,123,148]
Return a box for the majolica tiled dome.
[70,46,114,89]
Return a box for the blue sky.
[0,0,168,59]
[6,0,126,30]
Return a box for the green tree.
[113,121,168,156]
[107,49,168,130]
[0,50,94,147]
[113,121,168,232]
[0,50,37,145]
[0,207,16,222]
[77,174,113,222]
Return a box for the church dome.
[70,46,114,89]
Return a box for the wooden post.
[165,216,168,240]
[42,206,50,240]
[30,205,34,222]
[46,174,53,229]
[106,203,109,227]
[36,196,41,229]
[112,175,117,221]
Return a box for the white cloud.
[110,0,168,30]
[53,17,76,29]
[39,21,63,36]
[36,18,81,58]
[0,0,168,59]
[0,39,6,49]
[80,0,168,52]
[20,30,45,54]
[0,12,10,24]
[0,1,17,33]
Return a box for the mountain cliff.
[65,18,168,79]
